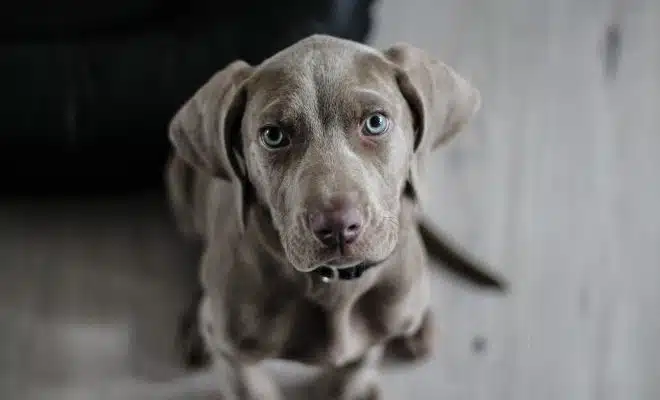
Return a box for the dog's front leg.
[227,361,281,400]
[199,296,281,400]
[206,355,281,400]
[313,345,384,400]
[386,308,434,361]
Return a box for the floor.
[2,0,660,399]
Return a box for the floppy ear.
[168,60,254,232]
[384,43,481,206]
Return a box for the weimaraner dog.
[166,34,506,400]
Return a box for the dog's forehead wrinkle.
[265,34,378,68]
[250,43,397,141]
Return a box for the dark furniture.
[1,0,376,194]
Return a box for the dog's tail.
[418,218,508,292]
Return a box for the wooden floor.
[2,0,659,399]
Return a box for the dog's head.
[169,35,480,274]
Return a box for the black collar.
[311,260,381,282]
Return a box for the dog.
[165,34,502,400]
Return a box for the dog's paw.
[385,310,434,362]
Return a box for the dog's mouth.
[309,258,383,282]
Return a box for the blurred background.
[1,0,659,399]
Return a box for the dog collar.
[312,261,379,283]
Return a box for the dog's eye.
[362,112,390,136]
[259,126,290,149]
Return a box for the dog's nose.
[308,199,363,247]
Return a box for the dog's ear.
[168,60,254,231]
[384,43,481,206]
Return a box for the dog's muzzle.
[311,260,381,283]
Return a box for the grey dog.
[166,34,505,400]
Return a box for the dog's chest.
[226,273,425,366]
[283,284,414,365]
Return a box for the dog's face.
[168,35,480,273]
[240,46,414,271]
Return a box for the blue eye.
[362,112,390,136]
[260,126,290,149]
